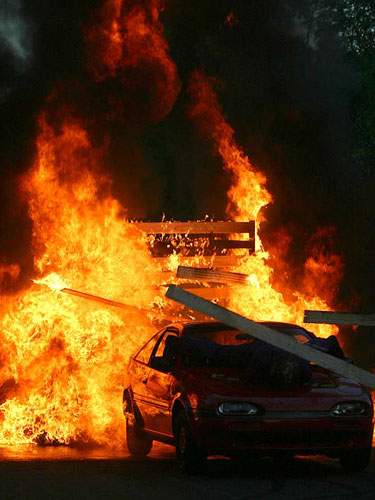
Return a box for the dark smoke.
[0,0,374,365]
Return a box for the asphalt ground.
[0,445,374,500]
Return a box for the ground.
[0,445,373,500]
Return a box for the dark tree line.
[289,0,375,176]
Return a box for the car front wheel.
[126,418,153,457]
[175,411,206,473]
[339,447,371,473]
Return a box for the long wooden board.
[177,266,248,284]
[61,288,177,321]
[133,221,255,234]
[166,285,375,389]
[61,288,152,313]
[304,310,375,326]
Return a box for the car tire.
[174,411,206,474]
[126,418,153,457]
[339,447,371,474]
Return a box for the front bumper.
[190,414,374,456]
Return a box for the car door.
[131,330,164,425]
[142,328,179,437]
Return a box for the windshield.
[183,322,315,346]
[183,323,252,346]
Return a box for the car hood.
[179,365,371,412]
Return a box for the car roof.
[168,320,313,337]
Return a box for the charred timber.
[304,310,375,326]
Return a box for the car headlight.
[218,402,259,416]
[331,401,368,417]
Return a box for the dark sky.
[1,0,374,318]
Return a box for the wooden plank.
[133,221,255,234]
[61,288,152,313]
[61,288,177,321]
[158,282,233,299]
[155,255,246,268]
[214,240,255,250]
[180,287,231,300]
[304,310,375,326]
[177,266,248,285]
[166,285,375,389]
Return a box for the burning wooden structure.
[134,220,255,300]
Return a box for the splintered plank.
[177,266,248,284]
[166,285,375,389]
[133,221,255,234]
[304,310,375,326]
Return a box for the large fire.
[0,2,367,448]
[0,116,168,446]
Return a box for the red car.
[123,321,374,472]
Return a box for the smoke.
[0,0,32,66]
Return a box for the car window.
[153,329,179,358]
[187,329,251,345]
[135,332,161,364]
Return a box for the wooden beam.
[133,221,255,235]
[178,285,232,300]
[213,241,255,252]
[304,310,375,326]
[61,288,177,321]
[61,288,152,313]
[166,285,375,389]
[158,283,234,299]
[177,266,248,285]
[155,255,246,268]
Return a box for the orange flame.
[187,69,344,337]
[0,116,169,446]
[188,69,272,226]
[0,263,20,292]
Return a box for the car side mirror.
[149,356,173,373]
